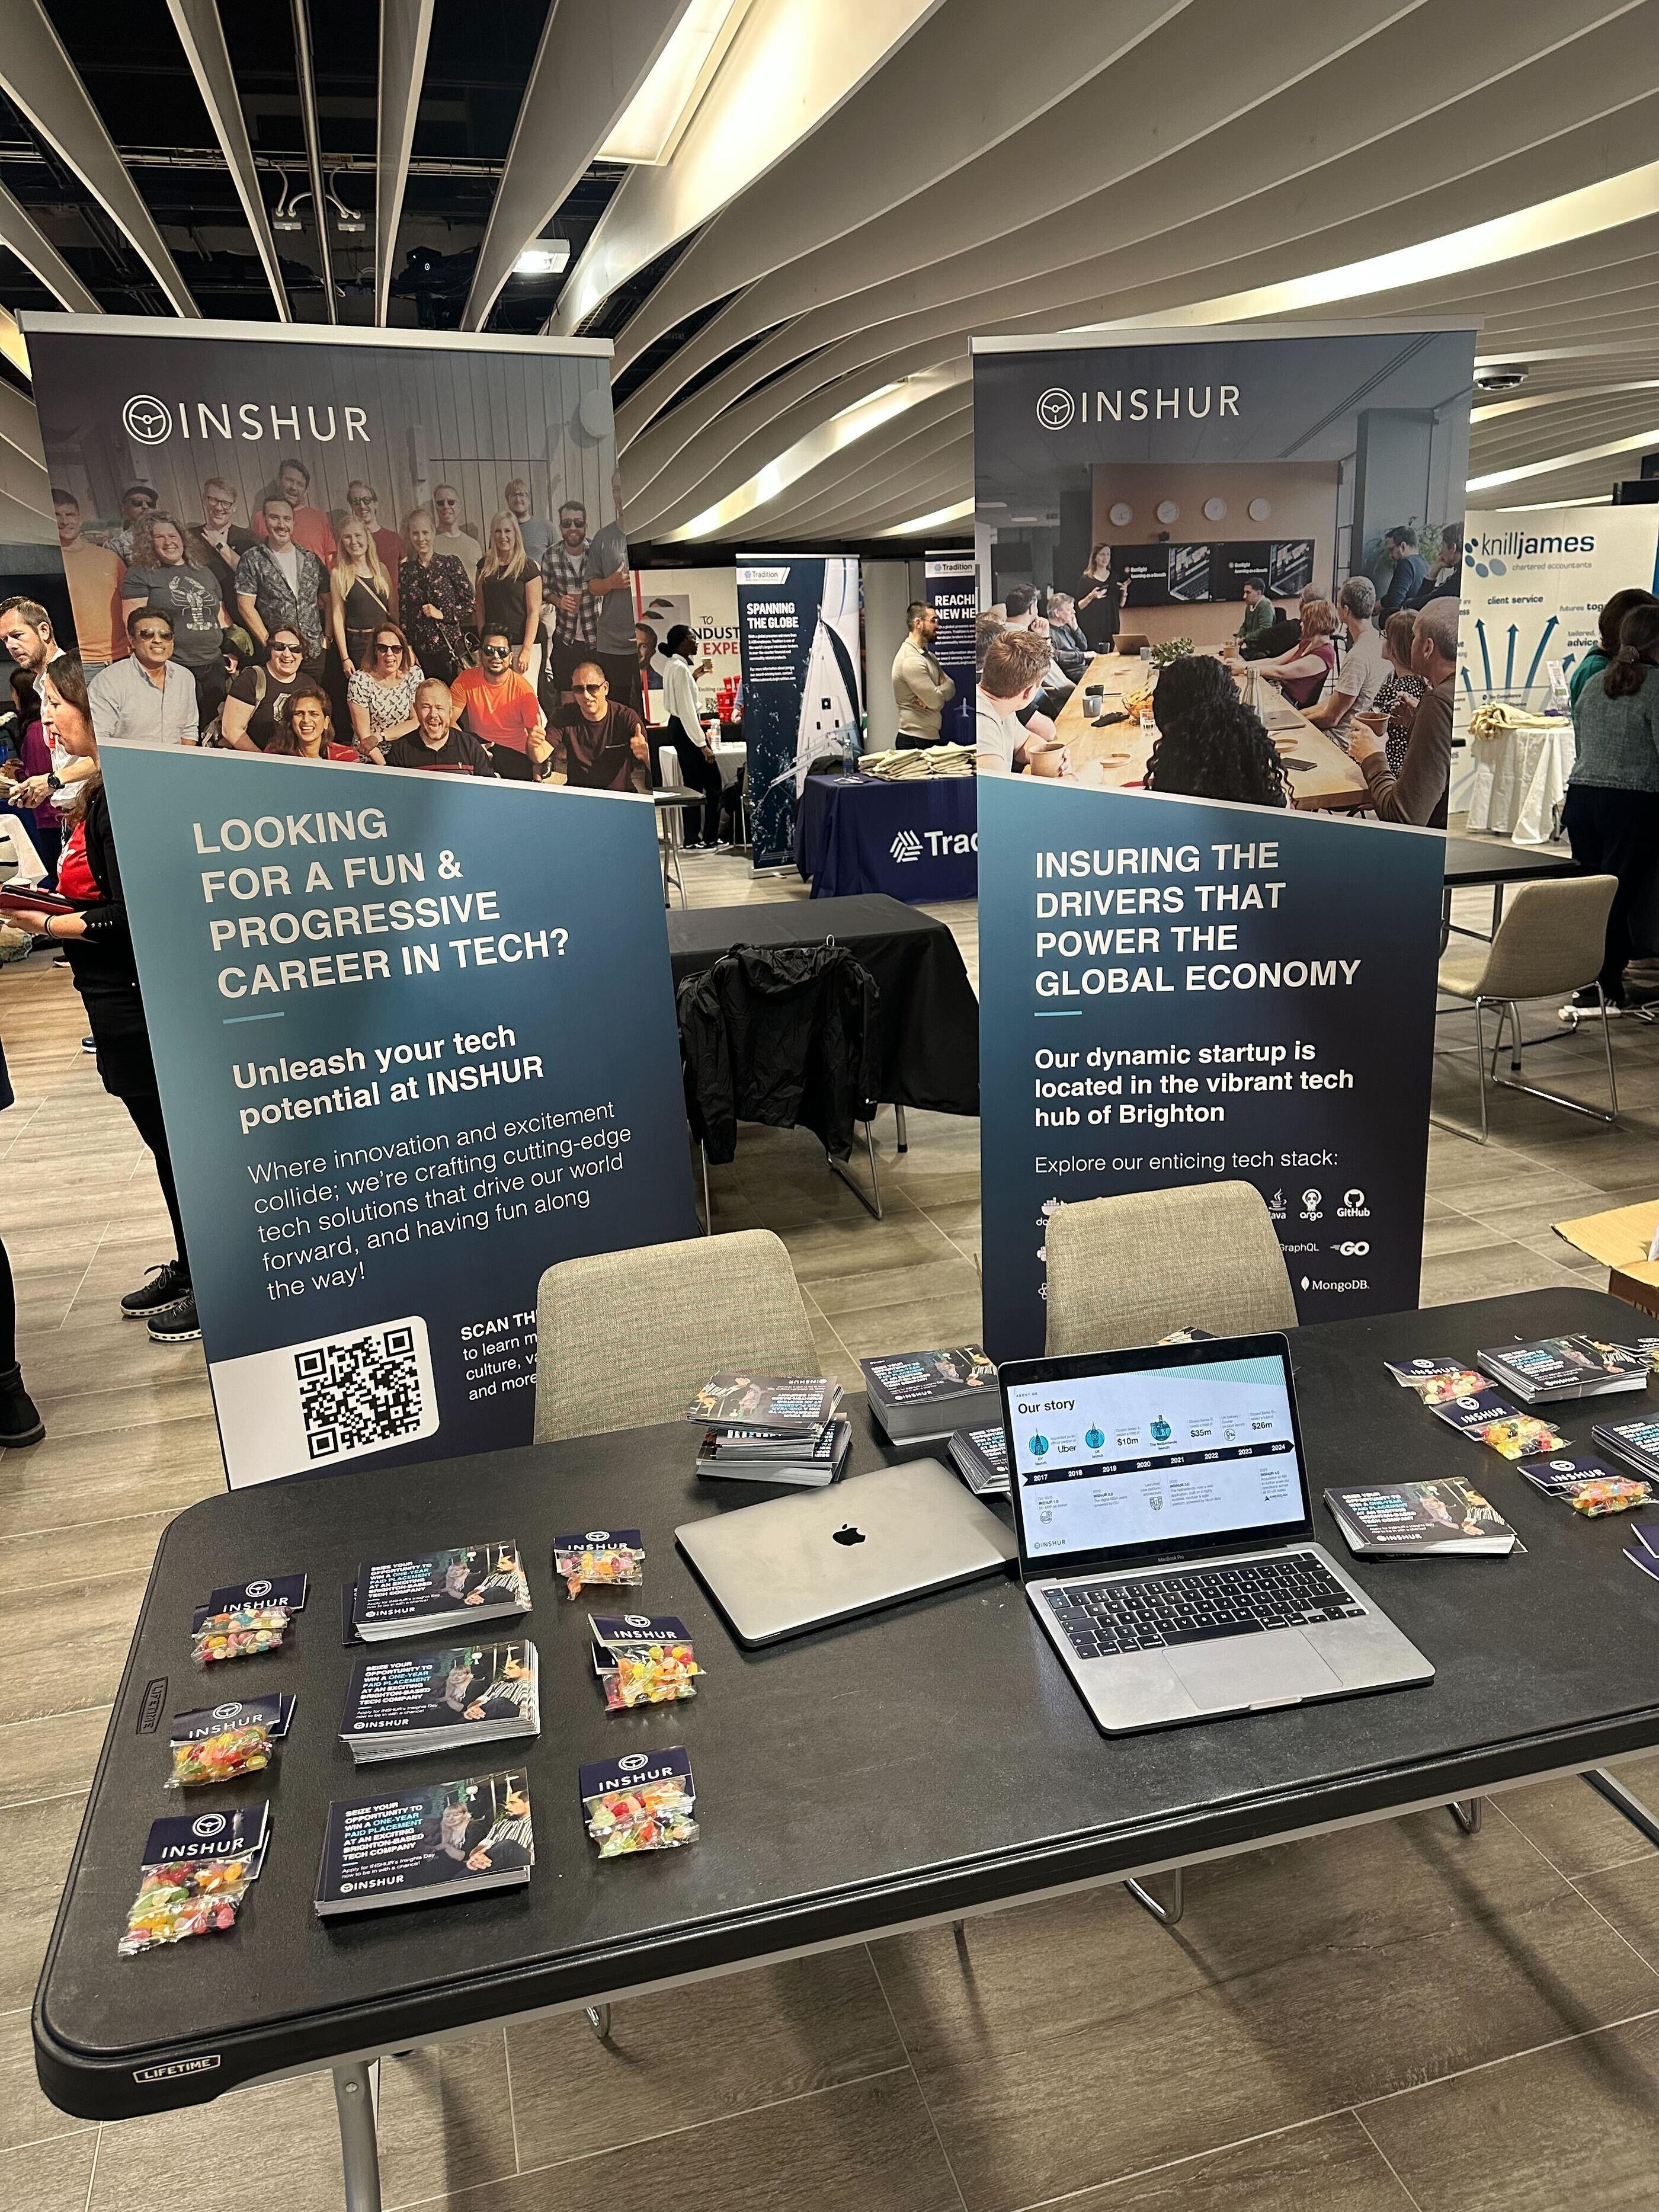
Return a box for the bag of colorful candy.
[190,1603,290,1664]
[579,1746,697,1856]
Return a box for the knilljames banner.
[1461,505,1659,702]
[924,550,977,747]
[737,554,861,867]
[978,776,1445,1360]
[101,747,698,1486]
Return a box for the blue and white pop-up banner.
[737,555,862,868]
[101,748,698,1486]
[924,550,978,747]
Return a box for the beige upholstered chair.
[1436,873,1618,1142]
[533,1228,818,1443]
[1044,1182,1296,1356]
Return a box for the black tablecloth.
[667,895,979,1115]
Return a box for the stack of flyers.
[166,1693,295,1788]
[579,1746,697,1856]
[315,1769,533,1915]
[859,1345,997,1442]
[1427,1387,1568,1459]
[555,1528,645,1598]
[340,1643,540,1763]
[688,1374,841,1436]
[1476,1334,1651,1404]
[1626,1525,1659,1583]
[697,1416,851,1487]
[351,1543,529,1641]
[1383,1358,1489,1404]
[120,1801,270,1956]
[1592,1415,1659,1483]
[1516,1451,1651,1516]
[589,1614,703,1708]
[949,1426,1010,1497]
[1324,1478,1518,1556]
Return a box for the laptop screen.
[1004,1340,1311,1571]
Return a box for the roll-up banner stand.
[736,555,862,869]
[25,314,698,1486]
[973,324,1475,1358]
[923,551,978,747]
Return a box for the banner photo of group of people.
[971,326,1475,1356]
[23,315,649,794]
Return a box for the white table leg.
[334,2060,382,2212]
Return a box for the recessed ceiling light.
[514,241,571,278]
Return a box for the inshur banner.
[101,747,697,1486]
[972,326,1474,1356]
[736,554,862,867]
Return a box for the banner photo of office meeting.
[100,745,698,1488]
[737,555,862,869]
[23,313,646,785]
[972,325,1476,831]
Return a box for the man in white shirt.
[88,610,199,747]
[976,629,1068,777]
[1304,576,1385,745]
[432,484,483,575]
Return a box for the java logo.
[1035,383,1240,430]
[122,393,370,446]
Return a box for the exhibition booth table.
[1056,654,1369,811]
[667,894,979,1116]
[1464,714,1574,846]
[34,1286,1659,2210]
[1443,834,1579,937]
[793,769,976,902]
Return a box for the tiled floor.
[7,838,1659,2212]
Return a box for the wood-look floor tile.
[377,2030,519,2209]
[0,1794,87,2012]
[0,1705,110,1810]
[776,1211,960,1284]
[493,2070,952,2212]
[0,1512,171,1596]
[1,1430,223,1535]
[14,1317,204,1401]
[1358,2012,1659,2211]
[806,1254,982,1321]
[871,1809,1659,2211]
[1066,2114,1414,2211]
[0,1574,149,1724]
[89,2074,342,2212]
[27,1379,216,1442]
[1494,1759,1659,1877]
[0,2128,97,2212]
[507,1951,907,2169]
[826,1292,985,1361]
[1574,1854,1659,1970]
[0,2009,94,2153]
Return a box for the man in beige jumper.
[892,600,957,748]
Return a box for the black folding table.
[35,1285,1659,2212]
[1442,833,1578,939]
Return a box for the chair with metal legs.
[1433,873,1619,1143]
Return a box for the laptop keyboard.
[1045,1550,1366,1660]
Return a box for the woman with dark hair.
[1570,586,1658,710]
[1075,544,1126,652]
[266,687,340,760]
[1145,694,1290,809]
[1,660,197,1340]
[1249,597,1340,710]
[2,668,60,886]
[1561,601,1659,1020]
[656,623,722,849]
[1149,652,1232,732]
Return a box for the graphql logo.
[890,830,923,863]
[123,394,172,444]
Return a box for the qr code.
[295,1325,425,1461]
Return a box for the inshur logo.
[122,393,370,444]
[1035,383,1240,430]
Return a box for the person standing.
[4,661,197,1340]
[1570,588,1658,708]
[431,486,483,576]
[476,514,543,684]
[451,628,547,781]
[586,476,639,710]
[385,680,497,774]
[0,597,70,686]
[95,484,158,562]
[121,515,228,730]
[1558,601,1659,1019]
[1074,545,1126,652]
[185,478,255,616]
[542,500,597,703]
[0,1029,44,1445]
[347,482,404,577]
[1349,594,1456,827]
[1379,528,1427,617]
[86,611,198,747]
[235,497,329,670]
[556,659,649,791]
[502,479,553,567]
[656,624,722,846]
[256,460,335,564]
[52,489,126,673]
[4,670,61,885]
[398,509,473,682]
[328,518,396,679]
[891,600,956,748]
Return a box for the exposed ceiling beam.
[289,0,336,322]
[462,0,694,334]
[0,0,197,316]
[166,0,290,320]
[375,0,435,326]
[0,175,99,311]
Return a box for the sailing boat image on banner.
[738,555,863,868]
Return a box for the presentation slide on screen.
[1010,1356,1299,1558]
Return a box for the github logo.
[123,393,172,444]
[1337,1189,1370,1218]
[1035,386,1076,431]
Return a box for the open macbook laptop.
[676,1458,1016,1646]
[1001,1334,1433,1733]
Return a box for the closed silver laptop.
[1001,1334,1433,1733]
[675,1458,1016,1646]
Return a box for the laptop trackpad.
[1167,1631,1341,1712]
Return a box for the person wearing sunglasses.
[220,626,308,751]
[347,624,424,764]
[450,626,548,781]
[556,660,650,793]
